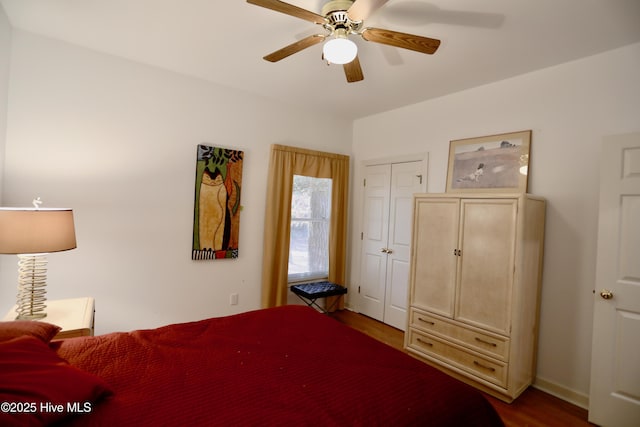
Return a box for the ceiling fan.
[247,0,441,83]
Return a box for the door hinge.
[361,232,363,240]
[363,178,366,187]
[358,286,361,293]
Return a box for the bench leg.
[324,295,344,313]
[294,294,344,315]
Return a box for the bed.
[1,305,504,426]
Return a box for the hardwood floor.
[331,309,596,427]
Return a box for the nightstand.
[2,297,95,339]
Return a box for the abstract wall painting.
[192,145,244,260]
[446,130,531,193]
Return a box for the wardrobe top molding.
[413,193,545,201]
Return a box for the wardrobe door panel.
[411,198,459,318]
[456,199,517,335]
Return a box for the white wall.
[0,6,11,287]
[0,5,10,204]
[0,30,352,334]
[349,42,640,406]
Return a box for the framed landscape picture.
[446,130,531,193]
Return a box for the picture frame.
[192,144,244,260]
[446,130,531,193]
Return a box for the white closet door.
[359,161,425,329]
[383,162,425,330]
[359,164,391,322]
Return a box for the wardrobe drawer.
[410,309,509,361]
[407,328,507,388]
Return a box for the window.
[261,144,348,308]
[288,175,332,282]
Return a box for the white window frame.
[288,175,332,283]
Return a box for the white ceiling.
[1,0,640,120]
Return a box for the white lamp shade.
[323,37,358,65]
[0,208,76,254]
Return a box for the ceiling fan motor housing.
[321,0,355,16]
[322,0,362,34]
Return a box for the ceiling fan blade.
[343,56,364,83]
[347,0,390,22]
[263,35,326,62]
[247,0,326,25]
[361,27,440,54]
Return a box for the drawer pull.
[474,337,497,347]
[418,317,435,326]
[473,360,496,372]
[416,338,433,347]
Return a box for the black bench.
[290,281,347,314]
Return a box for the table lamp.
[0,200,76,320]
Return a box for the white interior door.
[383,162,425,330]
[359,160,425,329]
[589,132,640,427]
[359,164,391,322]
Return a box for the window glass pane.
[288,175,332,281]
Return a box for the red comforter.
[57,306,503,426]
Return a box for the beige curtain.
[261,144,349,309]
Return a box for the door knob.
[599,289,613,300]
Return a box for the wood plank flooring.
[331,309,596,427]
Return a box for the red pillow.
[0,336,112,426]
[0,320,61,343]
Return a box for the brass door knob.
[599,289,613,300]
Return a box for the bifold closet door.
[359,161,424,330]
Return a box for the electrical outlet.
[230,293,239,305]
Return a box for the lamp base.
[15,312,47,320]
[15,254,48,320]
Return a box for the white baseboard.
[533,377,589,409]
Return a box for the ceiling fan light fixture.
[323,34,357,64]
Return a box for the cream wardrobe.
[405,193,545,402]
